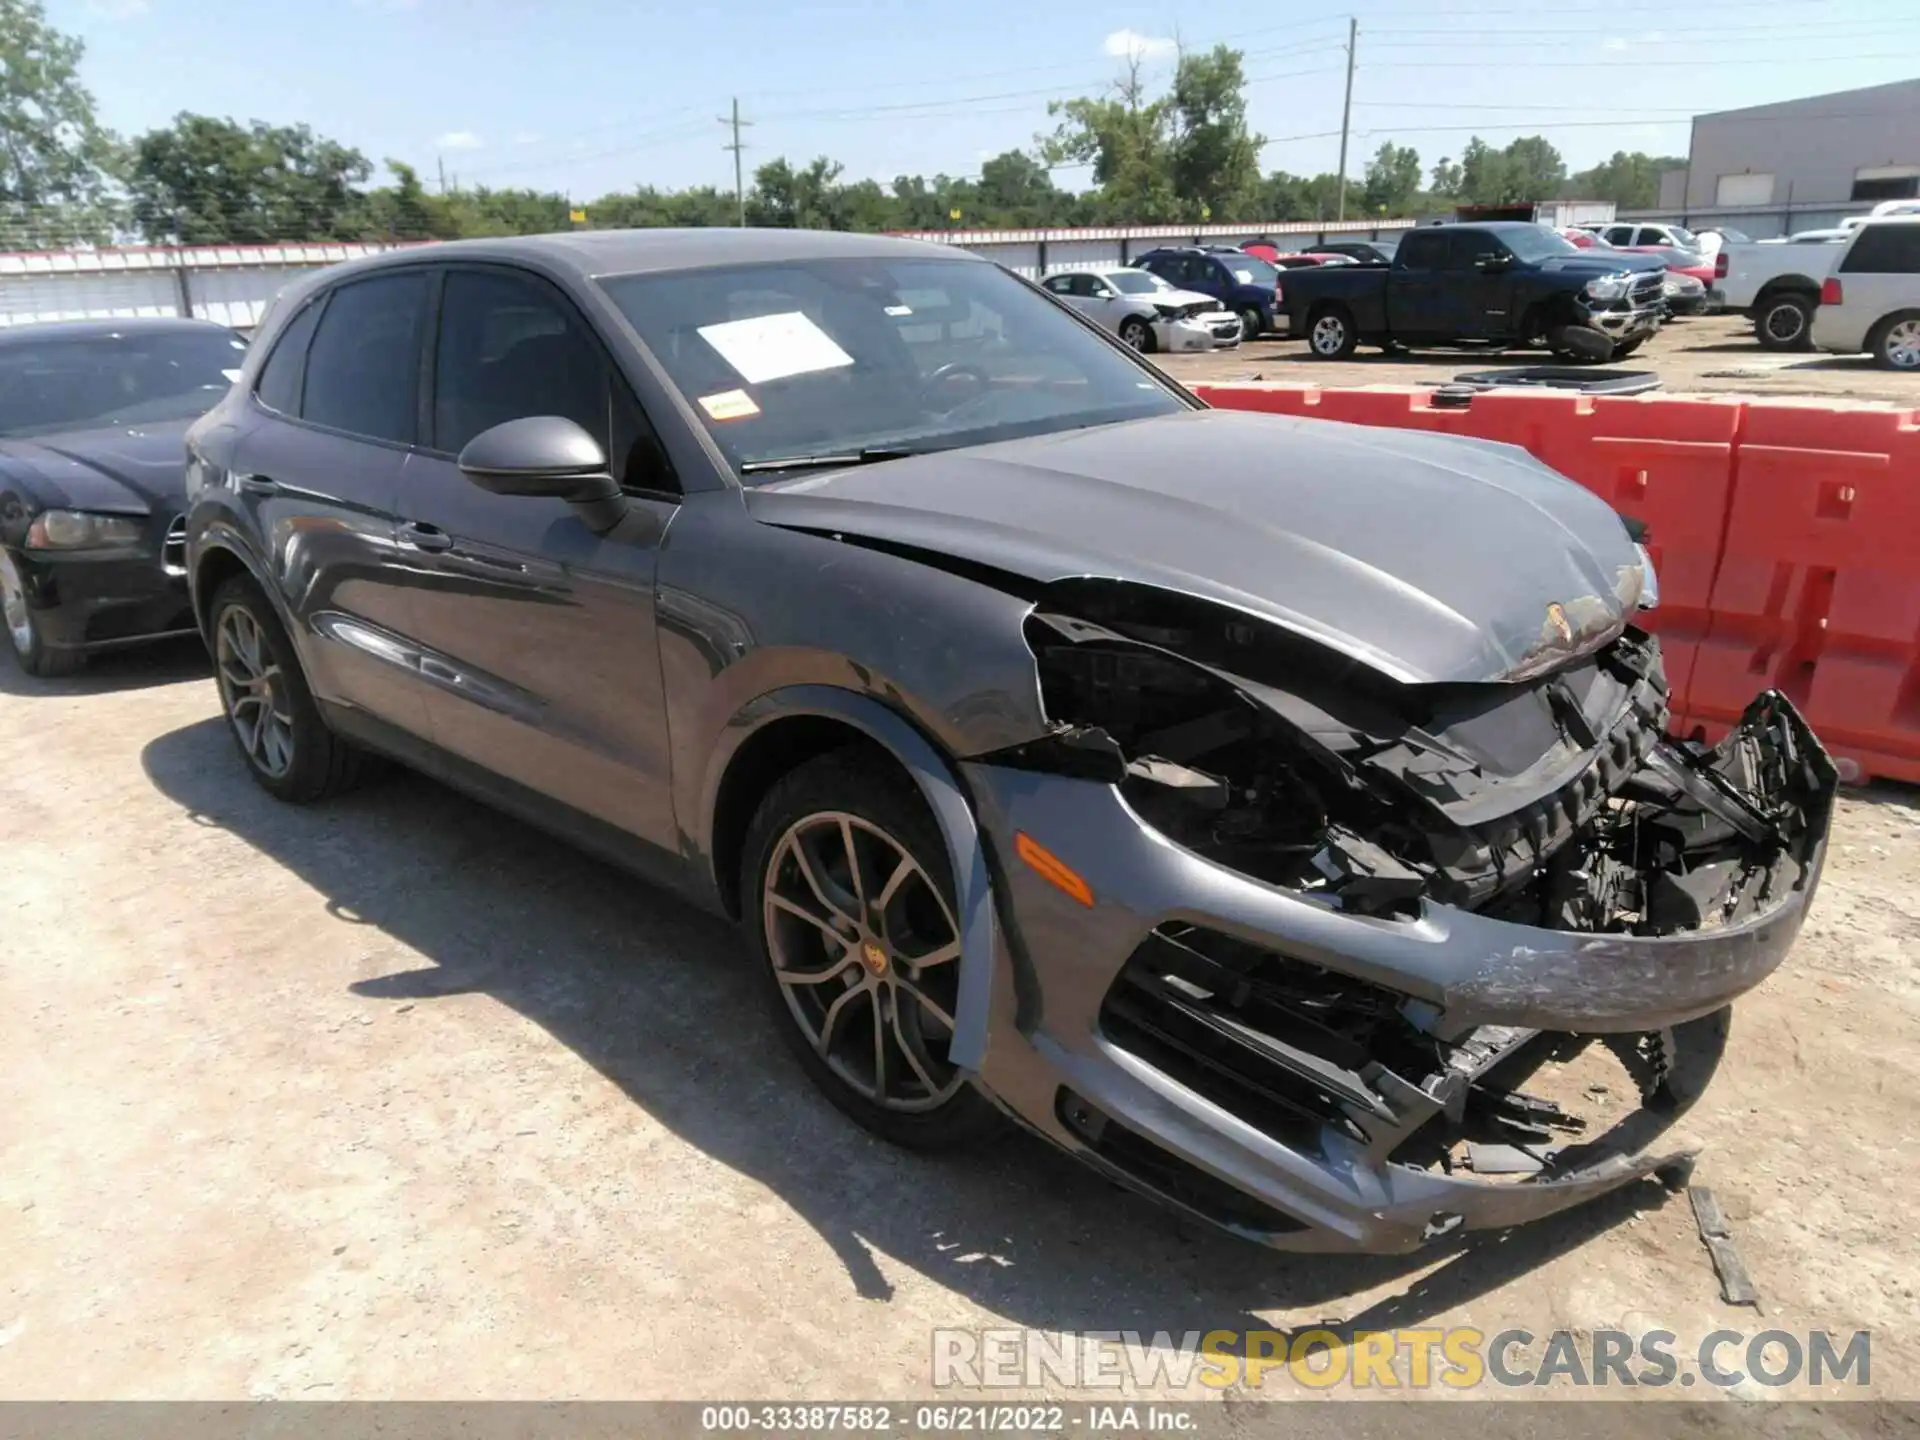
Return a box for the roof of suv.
[292,227,982,286]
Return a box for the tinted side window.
[254,298,323,416]
[302,272,429,444]
[1397,231,1445,268]
[1043,276,1073,295]
[433,267,670,490]
[1841,225,1920,274]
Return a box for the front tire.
[0,549,84,678]
[1868,311,1920,370]
[209,575,369,802]
[1118,316,1155,353]
[1755,293,1814,351]
[1238,307,1265,341]
[1612,338,1646,360]
[1305,306,1358,360]
[741,749,998,1150]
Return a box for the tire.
[1612,338,1646,360]
[1238,307,1265,342]
[1304,306,1358,360]
[1868,311,1920,371]
[1118,316,1155,353]
[208,574,369,803]
[0,548,84,678]
[1755,292,1814,351]
[1547,324,1613,364]
[741,748,999,1150]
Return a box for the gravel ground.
[1,640,1915,1405]
[1153,313,1920,405]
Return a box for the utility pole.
[719,98,753,227]
[1335,17,1358,223]
[436,155,447,195]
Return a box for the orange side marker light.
[1015,832,1094,907]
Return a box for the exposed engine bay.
[998,578,1833,937]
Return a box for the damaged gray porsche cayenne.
[184,229,1834,1255]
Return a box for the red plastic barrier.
[1691,403,1920,784]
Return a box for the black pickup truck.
[1279,221,1669,362]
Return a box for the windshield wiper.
[738,445,923,475]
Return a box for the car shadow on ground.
[141,715,1676,1345]
[0,635,208,699]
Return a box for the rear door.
[230,269,436,736]
[1386,228,1449,338]
[391,263,681,850]
[1837,223,1920,336]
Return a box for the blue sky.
[47,0,1920,200]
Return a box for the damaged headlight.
[1584,274,1631,302]
[1636,543,1660,611]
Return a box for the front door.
[1443,230,1515,340]
[393,264,681,850]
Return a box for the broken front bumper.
[959,696,1833,1254]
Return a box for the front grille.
[1630,274,1664,306]
[161,515,188,577]
[1098,925,1427,1147]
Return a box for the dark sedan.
[0,318,249,675]
[184,229,1832,1254]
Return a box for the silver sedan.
[1041,267,1242,353]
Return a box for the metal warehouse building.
[1658,78,1920,234]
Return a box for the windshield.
[1503,227,1581,261]
[1666,225,1698,246]
[1220,256,1279,286]
[1106,270,1171,295]
[600,257,1187,476]
[0,329,247,438]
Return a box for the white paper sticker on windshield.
[697,310,855,385]
[884,304,914,317]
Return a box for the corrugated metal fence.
[1,221,1417,330]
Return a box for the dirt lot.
[1,637,1916,1406]
[1155,313,1920,406]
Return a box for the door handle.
[398,521,454,553]
[235,473,279,496]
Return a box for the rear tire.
[1755,292,1814,351]
[0,548,84,678]
[1118,316,1155,353]
[741,748,999,1151]
[1238,307,1265,341]
[209,575,370,803]
[1867,311,1920,370]
[1305,306,1358,360]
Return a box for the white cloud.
[1103,28,1176,61]
[85,0,149,17]
[1601,36,1628,51]
[512,131,541,146]
[437,131,483,151]
[1642,29,1667,42]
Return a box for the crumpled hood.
[0,419,191,515]
[745,408,1647,686]
[1151,287,1232,313]
[1534,251,1668,277]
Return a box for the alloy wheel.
[0,551,32,655]
[1884,319,1920,369]
[1311,315,1347,355]
[216,604,296,778]
[1121,321,1149,351]
[1763,301,1806,344]
[761,810,966,1113]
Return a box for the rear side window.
[301,272,429,445]
[1841,225,1920,274]
[1397,231,1445,268]
[254,299,323,416]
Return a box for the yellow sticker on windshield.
[698,389,761,421]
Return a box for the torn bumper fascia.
[953,696,1833,1255]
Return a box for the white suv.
[1811,217,1920,370]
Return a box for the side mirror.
[1475,252,1513,273]
[457,415,627,533]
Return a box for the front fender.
[701,685,997,1074]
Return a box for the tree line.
[2,0,1683,250]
